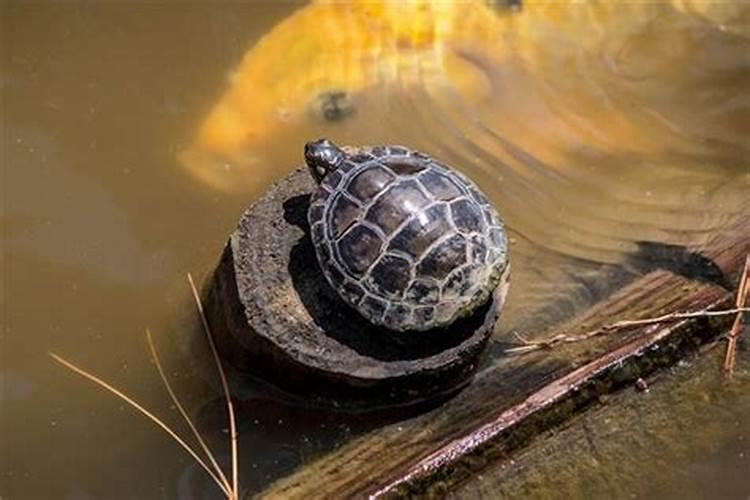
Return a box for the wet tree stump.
[206,168,508,409]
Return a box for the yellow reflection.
[180,0,749,194]
[181,0,504,191]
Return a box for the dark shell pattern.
[309,145,508,332]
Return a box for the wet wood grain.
[259,217,748,499]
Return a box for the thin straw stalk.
[145,328,231,494]
[188,272,239,499]
[48,352,232,498]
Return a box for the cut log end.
[206,168,504,409]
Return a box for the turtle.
[304,139,509,332]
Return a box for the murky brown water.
[2,1,749,498]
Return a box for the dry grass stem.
[48,352,232,498]
[50,273,242,499]
[723,255,750,378]
[145,328,231,494]
[188,272,239,500]
[506,307,750,355]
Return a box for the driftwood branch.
[507,253,750,357]
[507,305,749,355]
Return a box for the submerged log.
[259,217,748,498]
[205,168,507,409]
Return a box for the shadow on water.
[627,241,732,290]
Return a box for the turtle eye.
[317,166,327,177]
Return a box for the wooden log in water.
[205,167,507,409]
[259,217,749,498]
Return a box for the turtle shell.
[308,145,508,332]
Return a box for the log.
[205,167,507,409]
[258,217,748,498]
[450,342,750,499]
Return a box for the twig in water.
[49,273,241,500]
[48,352,233,498]
[188,272,239,499]
[146,328,231,494]
[723,255,750,379]
[506,307,750,355]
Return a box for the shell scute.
[386,159,428,176]
[317,241,332,264]
[416,234,468,280]
[469,186,490,206]
[360,295,387,321]
[321,169,344,191]
[442,265,476,298]
[368,254,413,299]
[311,222,325,246]
[364,179,430,234]
[469,234,488,265]
[413,306,435,324]
[383,304,411,330]
[489,227,506,248]
[388,203,449,259]
[329,194,360,238]
[337,224,384,276]
[419,169,463,201]
[348,165,396,201]
[349,151,375,163]
[405,279,440,305]
[311,184,332,205]
[341,280,366,305]
[308,202,325,223]
[450,198,484,234]
[326,259,346,288]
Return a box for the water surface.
[2,1,749,498]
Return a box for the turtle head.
[305,139,346,183]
